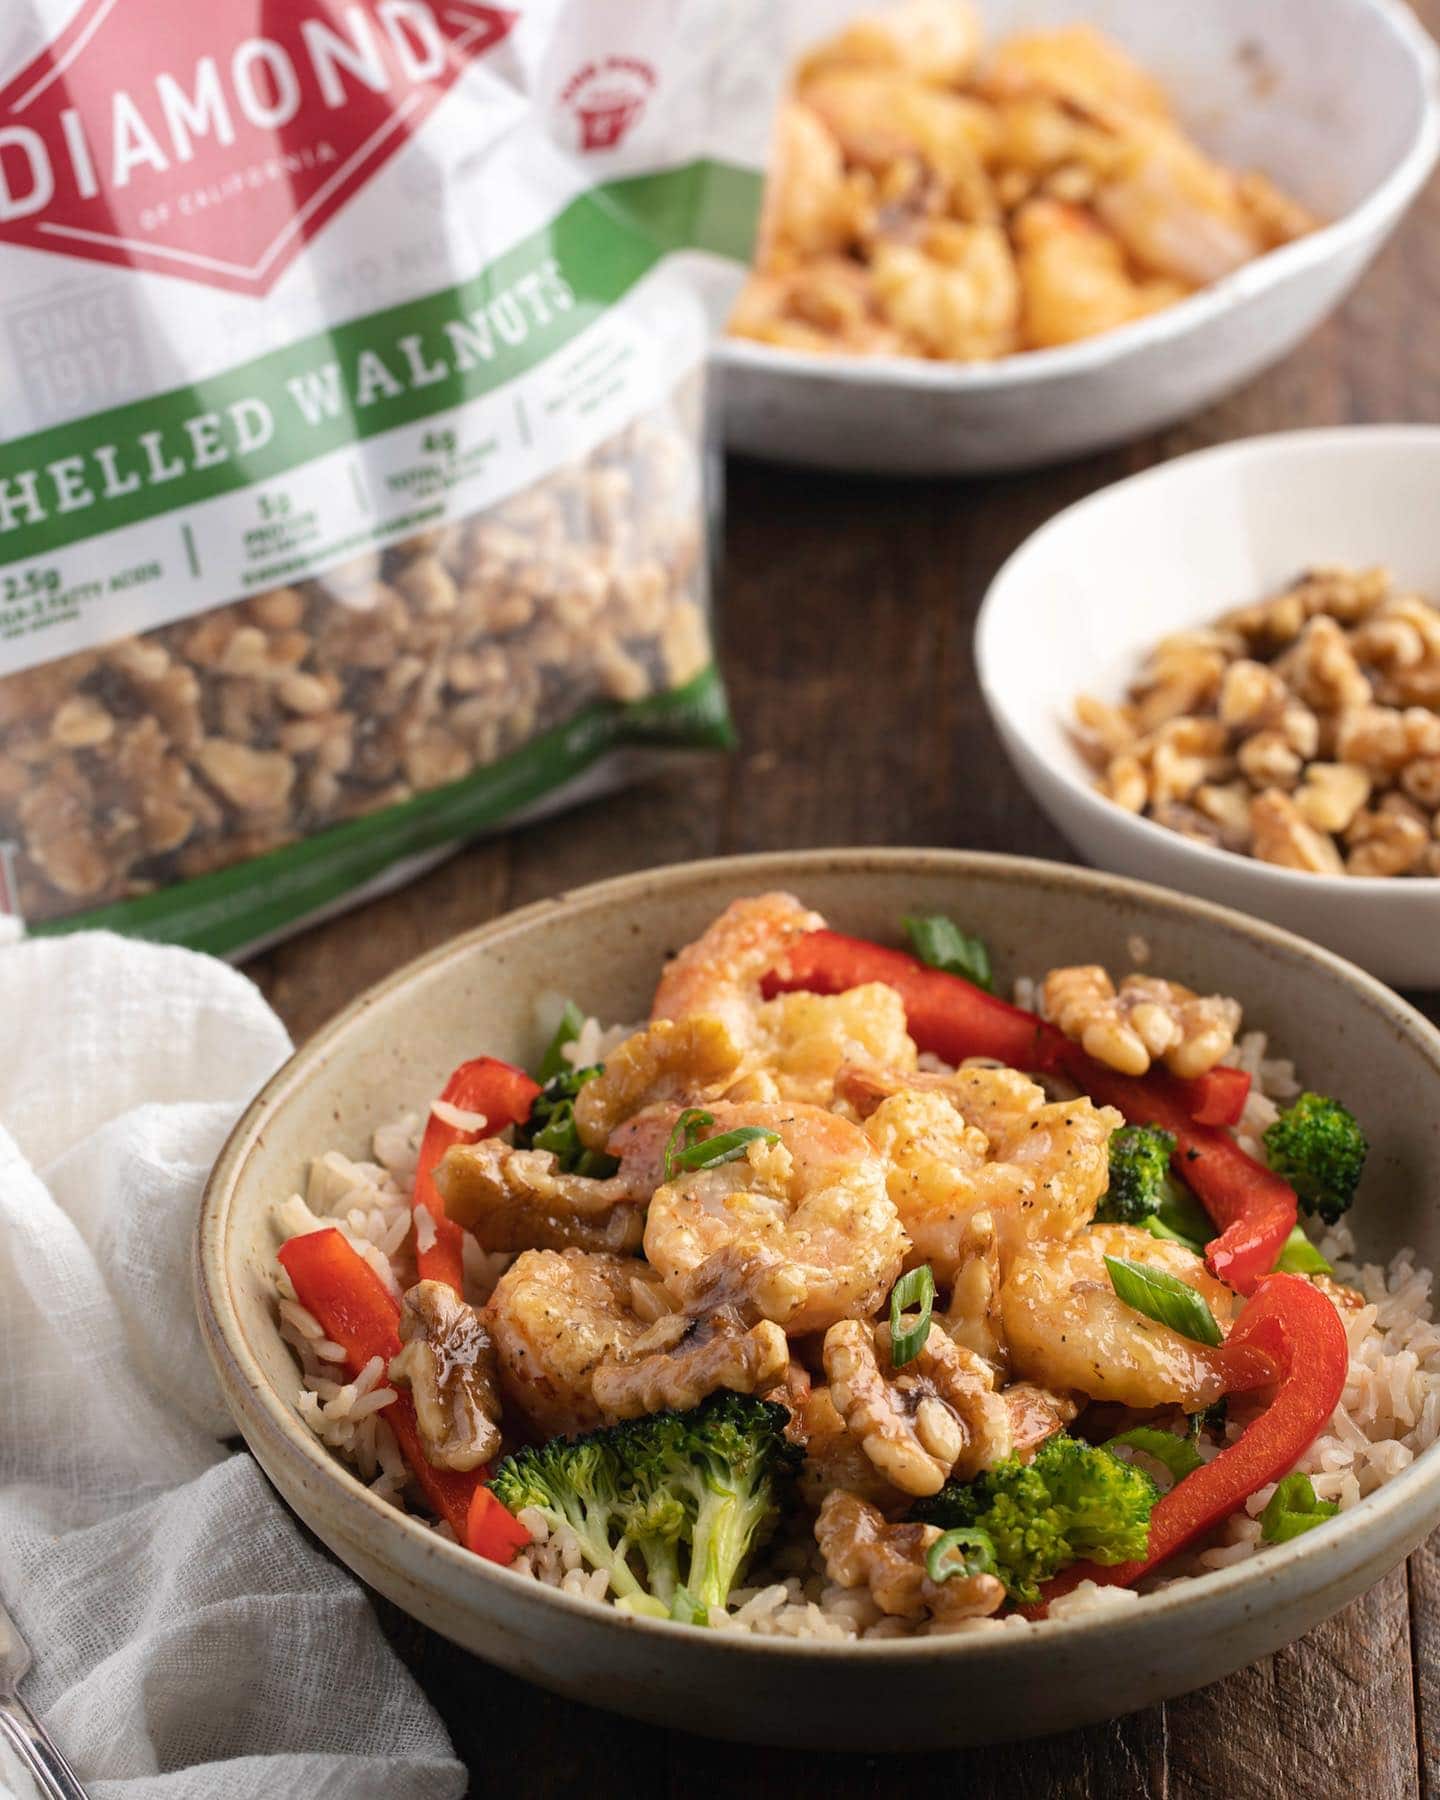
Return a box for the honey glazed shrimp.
[276,885,1392,1643]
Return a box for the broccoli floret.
[513,1065,619,1178]
[911,1433,1158,1605]
[488,1393,801,1619]
[624,1393,804,1611]
[1095,1124,1177,1225]
[489,1431,643,1603]
[1263,1091,1368,1224]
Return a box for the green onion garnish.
[1104,1426,1203,1485]
[1271,1224,1332,1276]
[1259,1472,1339,1543]
[536,999,586,1082]
[663,1108,715,1181]
[515,1063,617,1177]
[1104,1255,1223,1347]
[670,1126,780,1175]
[903,913,993,993]
[662,1111,781,1180]
[889,1264,935,1366]
[925,1527,997,1585]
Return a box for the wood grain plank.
[373,1606,671,1800]
[246,838,512,1045]
[504,759,729,911]
[660,1708,1168,1800]
[1163,1568,1417,1800]
[718,463,955,851]
[1409,1533,1440,1796]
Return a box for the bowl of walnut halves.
[715,0,1439,474]
[976,425,1440,988]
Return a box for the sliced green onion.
[1104,1426,1203,1485]
[1272,1224,1332,1276]
[663,1108,715,1181]
[1259,1472,1339,1543]
[889,1264,935,1366]
[902,913,993,993]
[517,1064,618,1177]
[1104,1254,1223,1347]
[536,999,587,1082]
[669,1125,780,1176]
[530,1101,579,1161]
[926,1527,998,1584]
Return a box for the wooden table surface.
[245,63,1440,1796]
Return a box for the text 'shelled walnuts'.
[0,408,712,924]
[1074,566,1440,878]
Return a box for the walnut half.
[815,1490,1005,1625]
[389,1280,503,1472]
[1042,964,1240,1079]
[822,1318,1011,1498]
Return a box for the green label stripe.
[29,666,733,958]
[0,160,761,564]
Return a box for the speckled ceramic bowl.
[716,0,1440,473]
[975,428,1440,987]
[196,850,1440,1750]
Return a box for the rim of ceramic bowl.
[974,424,1440,905]
[711,0,1440,395]
[197,847,1440,1659]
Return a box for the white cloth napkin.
[0,931,466,1800]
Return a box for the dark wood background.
[247,48,1440,1796]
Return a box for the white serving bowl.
[976,426,1440,988]
[715,0,1440,475]
[197,850,1440,1748]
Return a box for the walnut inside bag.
[0,401,715,924]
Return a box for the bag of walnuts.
[0,0,775,953]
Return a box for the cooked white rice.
[272,1004,1440,1638]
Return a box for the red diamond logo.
[0,1,517,295]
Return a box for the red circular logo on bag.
[561,57,656,153]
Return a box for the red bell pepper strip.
[763,930,1251,1130]
[1058,1049,1296,1294]
[761,930,1066,1072]
[413,1057,540,1293]
[1033,1273,1348,1611]
[467,1486,534,1562]
[277,1227,530,1560]
[1173,1063,1251,1128]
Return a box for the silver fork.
[0,1598,89,1800]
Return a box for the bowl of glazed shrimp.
[196,848,1440,1748]
[715,0,1440,472]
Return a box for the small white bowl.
[976,425,1440,988]
[715,0,1440,475]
